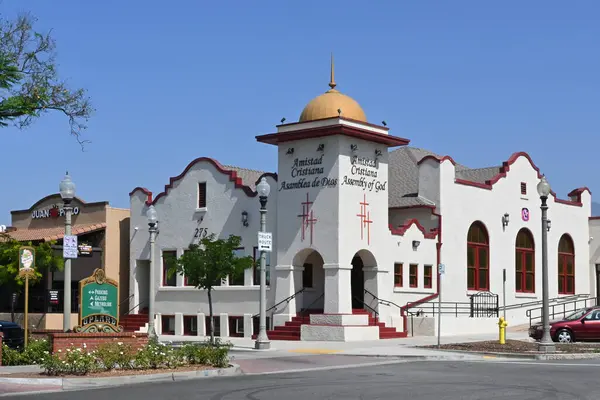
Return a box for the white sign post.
[437,263,445,348]
[63,235,78,259]
[258,232,272,252]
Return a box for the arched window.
[467,221,489,291]
[558,234,575,295]
[515,229,535,293]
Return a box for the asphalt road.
[6,359,600,399]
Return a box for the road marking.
[288,349,343,354]
[482,355,497,359]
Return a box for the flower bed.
[2,337,232,377]
[422,339,600,354]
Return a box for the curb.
[332,353,479,361]
[428,349,600,361]
[0,364,242,390]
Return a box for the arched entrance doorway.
[292,249,325,312]
[351,256,364,309]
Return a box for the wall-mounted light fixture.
[375,149,382,158]
[502,213,510,229]
[317,143,325,152]
[350,144,358,152]
[547,219,552,232]
[382,120,387,126]
[337,108,342,116]
[412,240,420,250]
[280,117,286,124]
[241,211,249,227]
[286,148,294,155]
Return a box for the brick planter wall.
[49,332,148,354]
[0,332,3,366]
[31,329,62,342]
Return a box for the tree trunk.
[207,288,215,345]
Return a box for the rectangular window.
[229,247,246,286]
[228,316,244,337]
[253,246,271,286]
[303,263,313,288]
[394,263,403,287]
[162,250,177,286]
[183,315,197,336]
[409,264,418,288]
[424,265,432,289]
[161,315,175,335]
[198,182,207,208]
[520,182,527,195]
[205,316,221,337]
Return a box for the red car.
[529,306,600,343]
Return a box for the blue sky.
[1,1,599,223]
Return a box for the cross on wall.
[356,194,373,245]
[297,192,318,245]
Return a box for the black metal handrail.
[119,293,134,309]
[500,293,587,311]
[364,288,402,311]
[300,292,324,314]
[126,300,147,316]
[405,291,499,318]
[353,296,379,317]
[253,287,306,319]
[526,296,597,326]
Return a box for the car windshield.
[564,308,590,321]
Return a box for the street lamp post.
[147,205,158,340]
[537,175,556,353]
[255,177,271,350]
[59,172,76,332]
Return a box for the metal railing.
[364,288,402,311]
[500,293,587,312]
[405,291,499,318]
[300,292,324,315]
[526,296,597,326]
[352,296,379,317]
[253,287,306,319]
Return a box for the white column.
[156,313,162,335]
[272,265,302,327]
[196,313,206,337]
[323,263,352,314]
[219,313,229,337]
[243,313,253,338]
[174,313,184,335]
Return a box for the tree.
[168,234,253,344]
[0,13,93,146]
[0,234,64,321]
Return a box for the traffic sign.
[258,232,272,252]
[63,235,78,259]
[438,263,445,275]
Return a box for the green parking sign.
[74,268,122,333]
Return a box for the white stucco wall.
[129,159,278,319]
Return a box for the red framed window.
[394,263,403,287]
[161,315,175,335]
[424,265,432,289]
[253,246,270,286]
[183,316,197,335]
[409,264,418,288]
[198,182,207,208]
[229,247,245,285]
[162,250,177,286]
[558,234,575,295]
[467,221,489,291]
[520,182,527,195]
[515,228,535,293]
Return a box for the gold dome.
[299,55,367,123]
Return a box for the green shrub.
[1,343,22,366]
[1,338,51,366]
[40,347,97,376]
[95,342,134,370]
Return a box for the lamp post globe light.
[59,172,76,332]
[537,175,556,353]
[146,204,158,339]
[255,177,271,350]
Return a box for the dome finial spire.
[329,53,336,90]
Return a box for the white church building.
[127,64,594,341]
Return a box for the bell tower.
[256,57,410,339]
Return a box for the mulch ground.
[422,340,600,354]
[3,365,214,379]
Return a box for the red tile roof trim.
[389,219,438,239]
[420,151,590,208]
[129,157,278,206]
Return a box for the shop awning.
[5,223,107,242]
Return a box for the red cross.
[298,193,317,243]
[357,194,373,245]
[306,210,318,245]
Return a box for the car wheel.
[556,329,574,343]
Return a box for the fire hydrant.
[498,316,508,344]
